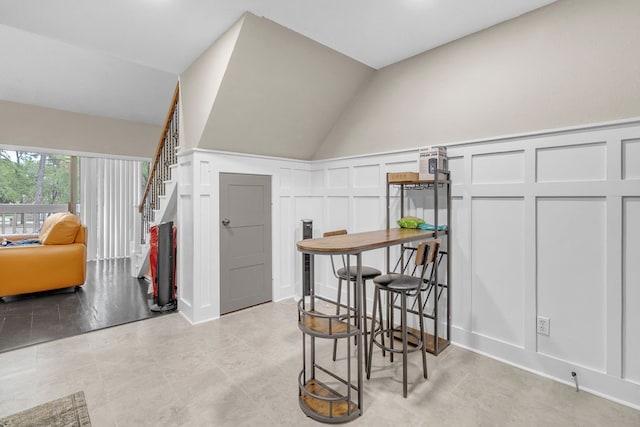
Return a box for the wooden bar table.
[296,228,434,422]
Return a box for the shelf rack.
[297,256,362,423]
[385,169,452,356]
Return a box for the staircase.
[131,83,180,278]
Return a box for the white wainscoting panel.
[326,197,349,232]
[352,196,381,232]
[471,197,525,347]
[295,197,324,235]
[354,164,380,188]
[536,197,607,370]
[472,151,525,184]
[178,120,640,409]
[623,197,640,384]
[279,196,295,298]
[444,121,640,409]
[622,139,640,180]
[291,168,312,191]
[280,168,292,190]
[352,196,386,273]
[451,196,469,332]
[177,189,194,309]
[311,169,324,190]
[536,142,606,182]
[176,154,194,319]
[448,156,464,187]
[327,167,349,188]
[176,149,312,322]
[199,160,210,185]
[198,193,212,305]
[387,188,402,224]
[192,155,216,321]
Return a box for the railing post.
[69,156,78,214]
[0,204,69,236]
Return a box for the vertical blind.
[80,157,143,261]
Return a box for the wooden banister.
[139,83,180,213]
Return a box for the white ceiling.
[0,0,556,125]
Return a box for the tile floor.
[1,299,639,426]
[0,258,161,353]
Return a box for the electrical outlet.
[537,316,550,336]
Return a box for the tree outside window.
[0,150,71,204]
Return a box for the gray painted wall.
[6,0,638,163]
[0,99,160,158]
[195,13,373,160]
[179,15,244,150]
[314,0,640,160]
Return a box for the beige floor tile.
[0,345,36,378]
[86,401,118,427]
[108,381,186,427]
[0,300,639,427]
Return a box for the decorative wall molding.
[301,120,640,409]
[177,119,640,409]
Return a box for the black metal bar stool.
[324,230,381,366]
[366,239,440,397]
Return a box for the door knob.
[222,218,230,226]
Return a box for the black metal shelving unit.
[385,168,451,355]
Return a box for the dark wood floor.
[0,258,167,353]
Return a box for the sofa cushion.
[40,212,81,245]
[38,212,66,241]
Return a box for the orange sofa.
[0,212,87,298]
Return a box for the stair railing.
[138,83,180,244]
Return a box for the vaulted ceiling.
[0,0,556,125]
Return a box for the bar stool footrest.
[372,327,424,355]
[298,373,360,423]
[298,298,360,338]
[391,327,451,355]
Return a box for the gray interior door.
[219,173,272,314]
